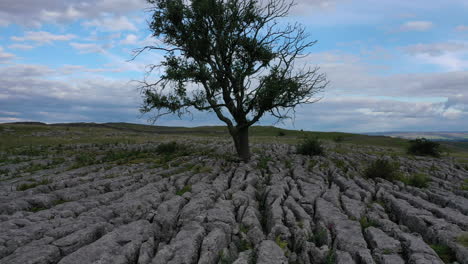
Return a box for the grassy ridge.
[0,122,466,160]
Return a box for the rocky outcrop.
[0,141,467,263]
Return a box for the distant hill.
[367,132,468,141]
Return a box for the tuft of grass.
[407,138,441,158]
[192,164,212,174]
[257,154,272,171]
[382,248,393,255]
[296,137,324,156]
[239,224,249,234]
[331,158,348,173]
[364,159,400,181]
[430,244,456,263]
[53,199,68,206]
[307,160,318,171]
[29,206,47,212]
[277,131,286,137]
[457,233,468,247]
[401,173,430,188]
[237,238,252,252]
[176,185,192,196]
[17,178,52,191]
[155,141,182,155]
[461,179,468,191]
[360,216,377,228]
[275,235,288,251]
[333,136,345,143]
[310,227,328,247]
[75,153,96,165]
[218,251,235,264]
[325,249,336,264]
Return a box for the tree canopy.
[136,0,328,160]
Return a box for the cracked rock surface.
[1,140,468,264]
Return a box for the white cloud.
[402,42,468,71]
[8,44,34,50]
[399,21,433,32]
[82,16,137,32]
[59,65,123,74]
[11,31,76,44]
[0,111,20,116]
[0,46,15,63]
[0,117,27,123]
[70,43,107,54]
[0,0,146,27]
[403,42,467,56]
[121,34,139,45]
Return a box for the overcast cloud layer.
[0,0,467,132]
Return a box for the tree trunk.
[231,126,250,162]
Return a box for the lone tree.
[137,0,328,161]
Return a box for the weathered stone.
[256,240,288,264]
[364,227,401,254]
[58,220,153,264]
[198,228,228,264]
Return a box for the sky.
[0,0,467,132]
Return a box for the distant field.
[1,122,467,162]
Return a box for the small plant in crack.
[308,160,318,171]
[236,238,253,252]
[257,154,271,173]
[359,216,377,229]
[310,226,328,247]
[297,221,304,229]
[176,185,192,196]
[239,224,249,234]
[382,248,392,255]
[430,243,456,263]
[275,235,288,251]
[457,232,468,247]
[460,179,468,191]
[218,251,235,264]
[325,249,336,264]
[403,172,431,188]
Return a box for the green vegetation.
[257,154,272,171]
[462,179,468,191]
[1,123,465,155]
[176,185,192,196]
[53,199,68,206]
[310,227,328,247]
[17,178,52,191]
[236,238,253,252]
[333,136,345,143]
[407,138,442,158]
[364,159,400,181]
[155,141,182,155]
[331,158,347,173]
[275,235,288,251]
[430,244,456,263]
[191,164,212,174]
[297,137,325,156]
[307,160,318,171]
[400,173,431,188]
[29,206,47,213]
[360,216,377,228]
[218,251,235,264]
[457,233,468,247]
[325,249,336,264]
